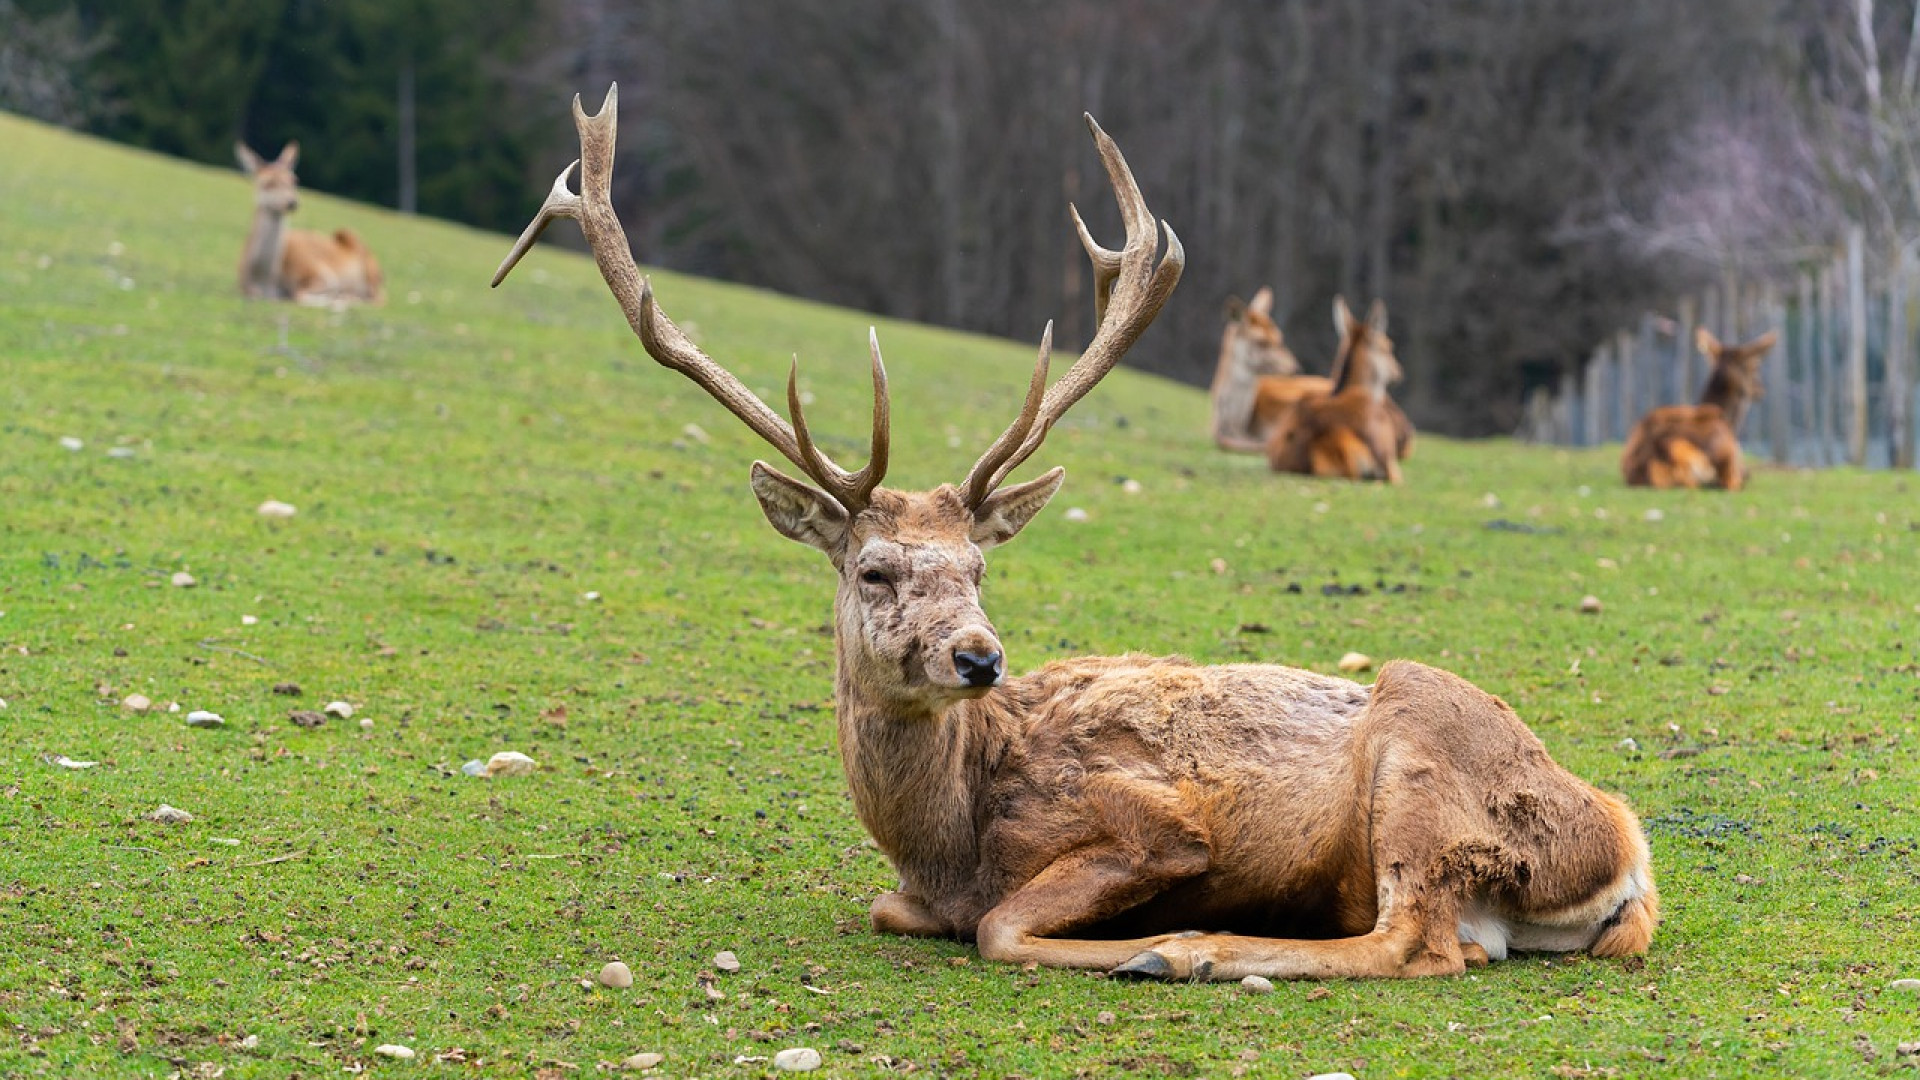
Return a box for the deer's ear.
[1249,286,1274,316]
[971,467,1065,550]
[750,462,848,559]
[236,143,263,174]
[1695,325,1721,357]
[1742,329,1778,356]
[276,141,300,169]
[1332,295,1355,339]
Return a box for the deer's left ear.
[750,461,849,561]
[1742,329,1778,356]
[971,467,1065,549]
[276,141,301,169]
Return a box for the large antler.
[960,114,1185,509]
[491,84,889,513]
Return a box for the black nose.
[953,649,1003,688]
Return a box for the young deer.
[235,141,385,306]
[1621,327,1776,490]
[495,85,1656,980]
[1264,297,1415,482]
[1209,287,1317,451]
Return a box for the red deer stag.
[494,85,1656,981]
[1210,287,1319,451]
[235,142,385,306]
[1621,326,1776,491]
[1264,297,1414,482]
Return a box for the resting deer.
[1210,287,1319,451]
[494,85,1657,981]
[1621,327,1775,491]
[235,141,385,306]
[1264,297,1414,482]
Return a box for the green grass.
[3,109,1919,1079]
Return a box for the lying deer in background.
[1209,287,1317,451]
[495,85,1657,980]
[1265,297,1414,482]
[1621,326,1776,490]
[235,141,385,306]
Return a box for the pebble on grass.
[372,1044,415,1060]
[772,1047,822,1072]
[123,694,153,712]
[599,961,633,988]
[147,804,193,824]
[324,700,355,719]
[1579,595,1603,614]
[713,950,741,973]
[1890,978,1920,992]
[257,499,298,519]
[1240,975,1275,994]
[1337,652,1373,673]
[622,1053,665,1071]
[171,571,197,588]
[1063,507,1090,522]
[484,751,538,777]
[185,710,225,728]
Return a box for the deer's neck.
[834,673,1003,900]
[1698,369,1750,430]
[242,205,288,294]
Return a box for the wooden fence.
[1519,226,1918,470]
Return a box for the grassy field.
[4,109,1919,1079]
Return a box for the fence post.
[1795,271,1815,468]
[1765,282,1789,465]
[1847,224,1869,466]
[1674,295,1697,405]
[1584,345,1607,446]
[1614,329,1637,442]
[1559,368,1580,446]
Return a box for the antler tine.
[784,330,891,509]
[494,83,886,513]
[961,323,1052,509]
[959,114,1184,508]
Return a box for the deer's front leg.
[973,845,1206,971]
[870,891,951,938]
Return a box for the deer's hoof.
[1110,951,1175,980]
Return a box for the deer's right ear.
[236,143,263,175]
[1332,295,1355,339]
[1249,286,1275,316]
[1695,326,1721,357]
[276,141,300,169]
[750,461,848,558]
[970,467,1065,550]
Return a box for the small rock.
[50,755,99,769]
[582,591,602,602]
[211,837,240,846]
[147,804,193,824]
[1095,1011,1116,1025]
[360,718,374,731]
[1889,978,1920,992]
[1307,1074,1357,1080]
[1240,975,1275,994]
[239,1034,259,1050]
[772,1047,822,1072]
[241,615,259,626]
[60,435,84,451]
[123,693,153,712]
[289,710,327,729]
[599,961,634,988]
[1643,507,1665,522]
[1616,737,1639,753]
[1337,652,1373,673]
[1578,595,1602,614]
[323,700,355,719]
[1734,873,1761,885]
[682,422,711,445]
[622,1053,665,1070]
[185,710,225,728]
[372,1044,415,1060]
[272,682,302,696]
[1063,507,1090,522]
[171,571,197,588]
[1210,557,1229,575]
[460,759,487,777]
[713,950,741,973]
[1121,478,1143,495]
[257,499,298,519]
[485,751,538,777]
[107,446,137,459]
[1481,492,1502,508]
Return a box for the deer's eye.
[859,568,892,587]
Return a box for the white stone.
[360,718,374,730]
[185,710,225,728]
[323,700,354,719]
[257,499,297,519]
[51,755,98,769]
[485,751,538,777]
[123,694,153,712]
[599,961,633,988]
[372,1044,415,1060]
[1121,479,1143,495]
[107,446,137,459]
[1307,1074,1357,1080]
[59,436,84,451]
[147,804,193,824]
[1890,978,1920,992]
[1578,595,1602,614]
[1063,507,1090,522]
[1616,737,1639,753]
[713,950,741,973]
[622,1053,665,1070]
[772,1047,822,1072]
[682,422,711,445]
[239,1034,259,1050]
[1643,507,1665,522]
[1337,652,1373,673]
[461,759,487,777]
[583,591,602,602]
[171,571,197,588]
[1240,975,1275,994]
